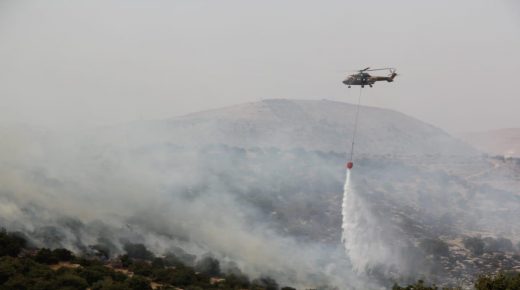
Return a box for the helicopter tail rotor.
[387,69,398,82]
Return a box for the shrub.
[164,247,196,267]
[194,256,220,276]
[53,248,74,262]
[475,272,520,290]
[55,273,89,289]
[78,265,114,285]
[35,248,59,265]
[483,237,514,253]
[463,236,485,256]
[419,238,450,257]
[224,273,250,289]
[129,261,154,277]
[125,275,152,290]
[252,276,279,290]
[392,279,461,290]
[123,244,154,261]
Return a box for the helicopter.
[342,67,397,88]
[343,67,397,170]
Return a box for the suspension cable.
[349,87,363,162]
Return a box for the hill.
[1,99,518,289]
[461,128,520,157]
[112,99,475,156]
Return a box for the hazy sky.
[0,0,519,132]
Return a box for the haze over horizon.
[1,0,519,133]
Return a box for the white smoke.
[2,100,519,289]
[0,125,378,289]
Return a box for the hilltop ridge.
[116,99,475,156]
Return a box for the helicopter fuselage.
[343,72,397,88]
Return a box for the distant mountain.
[114,99,475,156]
[461,128,520,157]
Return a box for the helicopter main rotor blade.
[365,67,395,72]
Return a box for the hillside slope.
[113,99,475,156]
[461,128,520,157]
[3,99,514,289]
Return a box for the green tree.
[35,248,59,265]
[252,276,279,290]
[164,266,197,286]
[194,256,220,276]
[151,257,165,269]
[0,256,19,284]
[120,254,132,268]
[125,275,152,290]
[224,273,250,289]
[2,273,30,289]
[475,272,520,290]
[53,248,74,262]
[419,238,450,257]
[55,273,89,290]
[123,244,154,261]
[129,261,154,277]
[463,236,485,256]
[77,265,113,285]
[0,230,27,257]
